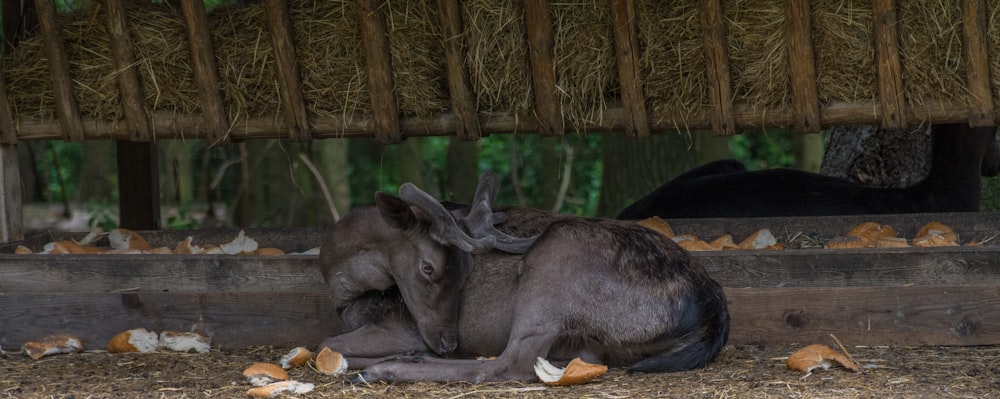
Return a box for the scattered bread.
[677,238,714,251]
[254,248,286,256]
[534,357,608,386]
[913,234,959,248]
[22,334,83,360]
[174,237,201,255]
[14,245,33,254]
[824,235,868,249]
[109,228,153,251]
[637,216,675,238]
[709,234,739,250]
[739,229,781,250]
[243,363,290,386]
[143,247,174,255]
[107,328,160,353]
[876,236,910,248]
[279,347,313,369]
[246,380,314,398]
[158,331,211,353]
[916,222,957,242]
[221,230,259,255]
[314,347,348,376]
[786,344,859,375]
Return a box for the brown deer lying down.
[617,123,1000,219]
[318,172,729,383]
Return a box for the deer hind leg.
[318,319,430,369]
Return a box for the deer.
[617,123,1000,219]
[318,171,730,383]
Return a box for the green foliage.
[982,176,1000,212]
[86,201,118,231]
[729,128,795,170]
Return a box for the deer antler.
[399,171,538,254]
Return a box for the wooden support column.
[609,0,649,139]
[960,0,995,127]
[181,0,229,145]
[1,144,22,243]
[524,0,564,136]
[106,0,152,142]
[0,76,15,145]
[699,0,735,136]
[117,141,160,230]
[436,0,482,140]
[784,0,820,134]
[35,0,84,141]
[872,0,906,129]
[358,0,401,144]
[266,0,311,141]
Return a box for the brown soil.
[4,345,998,398]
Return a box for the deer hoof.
[347,371,372,384]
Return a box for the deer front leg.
[319,319,431,369]
[355,324,558,383]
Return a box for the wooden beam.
[872,0,906,129]
[608,0,649,139]
[34,0,85,141]
[0,144,23,243]
[180,0,229,145]
[727,286,1000,346]
[784,0,820,134]
[105,0,152,142]
[265,0,311,141]
[524,0,564,136]
[0,74,15,144]
[116,141,160,230]
[699,0,735,136]
[436,0,482,140]
[960,0,995,127]
[358,0,401,144]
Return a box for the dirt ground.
[4,344,999,399]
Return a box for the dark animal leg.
[318,320,429,369]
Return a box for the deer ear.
[375,192,416,230]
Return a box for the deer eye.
[420,261,435,276]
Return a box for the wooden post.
[0,144,22,243]
[609,0,649,139]
[358,0,401,144]
[265,0,311,141]
[0,74,15,145]
[872,0,906,129]
[34,0,85,141]
[960,0,995,127]
[699,0,735,136]
[784,0,820,134]
[524,0,564,136]
[436,0,482,141]
[180,0,229,145]
[106,0,152,142]
[117,141,160,230]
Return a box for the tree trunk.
[79,141,114,203]
[445,138,479,203]
[792,132,824,173]
[318,139,351,221]
[695,133,730,166]
[596,132,696,218]
[820,125,929,188]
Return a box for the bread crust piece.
[535,357,608,386]
[786,344,859,374]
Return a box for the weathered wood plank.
[524,0,564,136]
[0,227,326,253]
[0,255,322,293]
[0,144,23,243]
[358,0,401,144]
[34,0,85,141]
[266,0,311,141]
[699,0,735,136]
[726,286,1000,346]
[784,0,820,134]
[608,0,648,139]
[872,0,906,129]
[0,292,340,350]
[436,0,482,141]
[960,0,995,127]
[105,0,152,142]
[180,0,229,145]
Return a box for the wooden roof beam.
[106,0,152,142]
[784,0,820,134]
[181,0,229,145]
[699,0,735,136]
[872,0,906,129]
[436,0,482,141]
[35,0,84,141]
[524,0,564,136]
[960,0,995,127]
[358,0,401,144]
[266,0,311,141]
[609,0,649,139]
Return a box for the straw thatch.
[2,0,999,139]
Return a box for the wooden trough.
[2,212,998,350]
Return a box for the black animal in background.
[318,172,729,383]
[617,124,1000,219]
